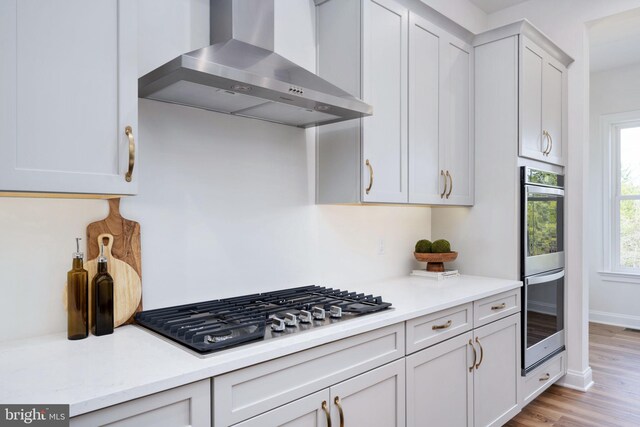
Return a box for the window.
[603,111,640,276]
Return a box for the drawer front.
[213,323,405,426]
[522,351,565,405]
[70,380,210,427]
[474,288,520,327]
[405,303,473,354]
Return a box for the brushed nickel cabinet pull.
[468,339,477,372]
[321,401,332,427]
[432,320,452,330]
[365,159,373,195]
[475,337,484,369]
[539,373,551,381]
[334,396,345,427]
[125,126,135,182]
[446,170,453,198]
[440,170,447,198]
[491,303,506,311]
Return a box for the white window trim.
[599,110,640,282]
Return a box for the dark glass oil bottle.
[67,238,88,340]
[92,244,114,336]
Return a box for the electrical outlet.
[378,238,385,255]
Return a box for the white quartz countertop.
[0,275,521,417]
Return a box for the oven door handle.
[525,270,565,286]
[525,185,564,197]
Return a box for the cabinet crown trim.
[474,19,574,67]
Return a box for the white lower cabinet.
[406,331,474,427]
[233,390,331,427]
[329,359,405,427]
[406,314,520,427]
[70,380,210,427]
[234,359,405,427]
[473,315,521,427]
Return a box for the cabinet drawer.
[405,303,473,354]
[474,288,520,327]
[522,351,565,405]
[70,380,210,427]
[213,323,405,426]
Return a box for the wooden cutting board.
[87,198,142,325]
[86,233,142,328]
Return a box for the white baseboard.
[589,310,640,329]
[557,367,594,392]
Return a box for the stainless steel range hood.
[139,0,372,128]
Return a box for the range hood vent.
[139,0,372,128]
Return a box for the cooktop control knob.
[284,313,298,327]
[330,306,342,318]
[271,316,286,332]
[299,310,312,323]
[312,306,326,320]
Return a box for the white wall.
[589,63,640,328]
[486,0,640,391]
[0,0,431,343]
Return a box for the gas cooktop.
[135,285,392,354]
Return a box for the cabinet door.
[408,13,443,204]
[442,34,474,205]
[329,359,405,427]
[0,0,138,196]
[473,314,520,427]
[362,0,408,203]
[234,390,331,427]
[70,380,210,427]
[406,331,473,427]
[519,37,545,162]
[541,58,566,165]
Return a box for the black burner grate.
[135,285,391,354]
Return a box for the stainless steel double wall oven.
[521,167,565,375]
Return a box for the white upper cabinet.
[408,13,474,205]
[362,0,408,203]
[442,37,474,204]
[316,0,474,206]
[519,36,567,166]
[0,0,138,196]
[408,14,443,204]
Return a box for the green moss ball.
[415,239,432,253]
[431,239,451,253]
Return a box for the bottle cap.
[73,238,84,259]
[98,243,107,264]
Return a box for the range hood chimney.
[139,0,372,128]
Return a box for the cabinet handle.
[440,170,447,198]
[542,130,550,156]
[468,339,477,372]
[475,337,484,369]
[432,320,452,330]
[334,396,345,427]
[446,171,453,199]
[321,400,332,427]
[539,373,551,382]
[547,132,554,156]
[491,302,506,311]
[365,159,373,195]
[125,126,136,182]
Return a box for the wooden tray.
[414,251,458,272]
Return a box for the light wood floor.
[506,323,640,427]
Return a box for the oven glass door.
[524,185,564,275]
[524,269,565,370]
